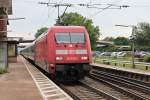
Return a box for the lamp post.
[115,25,137,68]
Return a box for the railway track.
[60,76,149,100]
[91,69,150,91]
[81,77,135,100]
[91,69,150,100]
[59,82,118,100]
[91,66,150,86]
[57,68,150,100]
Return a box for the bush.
[135,46,150,51]
[138,58,144,62]
[144,55,150,62]
[0,68,7,74]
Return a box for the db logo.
[69,50,75,54]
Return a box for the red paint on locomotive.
[22,26,92,81]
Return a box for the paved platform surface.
[91,63,150,76]
[0,57,43,100]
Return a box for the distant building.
[96,41,114,47]
[0,0,12,14]
[0,0,12,69]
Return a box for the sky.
[7,0,150,40]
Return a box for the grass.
[93,57,150,70]
[95,56,141,62]
[0,68,7,74]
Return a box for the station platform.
[0,56,43,100]
[0,56,72,100]
[91,63,150,76]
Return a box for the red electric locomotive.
[21,26,92,81]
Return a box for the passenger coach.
[21,26,92,81]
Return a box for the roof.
[51,26,85,29]
[35,26,87,42]
[97,41,114,45]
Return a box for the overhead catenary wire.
[89,0,125,18]
[39,2,73,24]
[13,0,130,27]
[39,1,129,19]
[131,5,150,7]
[25,0,129,27]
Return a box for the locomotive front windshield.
[55,33,85,43]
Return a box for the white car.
[117,52,127,57]
[111,52,118,57]
[139,51,150,57]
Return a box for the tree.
[113,37,130,45]
[102,37,114,41]
[56,12,101,49]
[35,27,48,38]
[134,22,150,46]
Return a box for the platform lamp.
[115,24,137,68]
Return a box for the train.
[21,26,92,81]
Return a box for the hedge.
[144,55,150,63]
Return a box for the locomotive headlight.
[56,57,63,60]
[81,56,88,60]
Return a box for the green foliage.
[135,22,150,46]
[0,68,7,74]
[113,37,130,45]
[56,12,101,50]
[135,46,150,51]
[35,27,48,38]
[96,45,131,52]
[102,37,114,41]
[96,36,131,52]
[144,55,150,62]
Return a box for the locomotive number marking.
[67,57,78,60]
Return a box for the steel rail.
[78,81,118,100]
[59,84,81,100]
[92,69,150,87]
[90,72,150,100]
[92,70,150,94]
[59,82,118,100]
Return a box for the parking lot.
[92,51,150,70]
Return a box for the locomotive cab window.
[55,32,85,43]
[70,33,85,43]
[55,33,70,43]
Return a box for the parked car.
[92,51,101,57]
[135,51,150,58]
[111,52,118,57]
[99,52,105,56]
[99,52,112,56]
[117,52,127,57]
[104,52,112,56]
[139,51,150,57]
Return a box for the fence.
[93,57,150,70]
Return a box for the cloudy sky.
[8,0,150,40]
